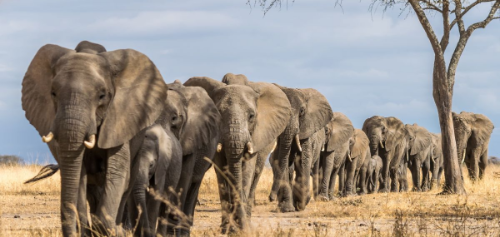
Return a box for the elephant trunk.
[223,120,249,230]
[55,101,95,236]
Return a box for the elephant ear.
[222,73,249,85]
[247,82,291,152]
[384,117,405,151]
[298,88,333,139]
[22,44,74,138]
[325,112,354,152]
[176,86,221,155]
[472,113,494,145]
[98,49,168,149]
[351,129,369,159]
[184,76,225,100]
[411,124,432,156]
[154,126,181,187]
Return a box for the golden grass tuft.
[2,163,500,236]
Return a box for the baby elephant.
[124,124,182,237]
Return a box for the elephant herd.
[20,41,494,237]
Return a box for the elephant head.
[404,123,432,158]
[362,116,405,156]
[21,41,167,235]
[184,76,291,228]
[324,112,354,153]
[349,129,370,161]
[222,73,249,85]
[452,111,494,164]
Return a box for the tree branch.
[408,0,443,56]
[440,0,451,52]
[450,0,497,29]
[422,0,443,12]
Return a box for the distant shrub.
[0,155,24,166]
[489,156,500,165]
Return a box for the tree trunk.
[432,56,466,195]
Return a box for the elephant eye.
[51,92,56,98]
[249,113,254,120]
[299,107,305,116]
[99,94,106,100]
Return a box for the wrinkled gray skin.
[158,82,221,236]
[429,133,444,189]
[357,154,382,194]
[21,41,167,236]
[404,124,433,192]
[362,116,407,193]
[318,112,354,200]
[184,75,291,232]
[123,124,182,237]
[397,156,409,192]
[339,129,369,196]
[310,128,327,200]
[453,111,494,181]
[268,85,332,212]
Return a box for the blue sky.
[0,0,498,163]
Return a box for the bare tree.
[253,0,499,194]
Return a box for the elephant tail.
[24,164,59,184]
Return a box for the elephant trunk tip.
[42,132,54,143]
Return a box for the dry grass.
[2,163,500,236]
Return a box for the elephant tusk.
[322,143,325,152]
[295,134,302,152]
[84,135,96,149]
[42,132,54,143]
[461,149,466,164]
[217,143,222,153]
[379,140,385,149]
[270,141,277,153]
[348,152,352,162]
[246,142,254,155]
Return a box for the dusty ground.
[2,164,500,236]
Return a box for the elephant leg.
[179,181,203,237]
[430,157,439,190]
[168,154,196,235]
[338,161,345,196]
[248,151,267,211]
[269,151,280,202]
[479,149,488,180]
[379,156,390,193]
[318,151,334,200]
[390,166,400,193]
[469,148,481,181]
[344,160,357,196]
[277,154,295,213]
[372,169,379,194]
[212,153,231,233]
[292,141,312,211]
[95,144,131,235]
[312,158,320,200]
[241,154,257,216]
[410,159,421,192]
[421,156,431,192]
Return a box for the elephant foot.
[269,193,277,202]
[316,194,329,202]
[378,188,389,193]
[412,187,421,192]
[278,201,295,213]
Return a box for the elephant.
[362,116,407,193]
[404,123,433,192]
[123,124,182,237]
[452,111,494,181]
[339,128,370,196]
[21,41,168,236]
[357,154,382,194]
[429,133,444,189]
[267,85,332,212]
[157,81,221,236]
[318,112,354,200]
[184,76,291,232]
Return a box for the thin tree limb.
[408,0,443,56]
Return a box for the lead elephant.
[362,116,407,193]
[184,76,291,232]
[21,41,167,236]
[452,111,494,181]
[404,123,433,192]
[318,112,354,200]
[268,85,332,212]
